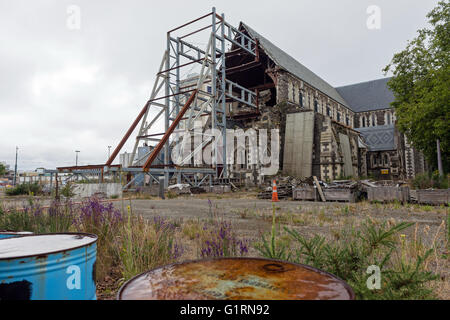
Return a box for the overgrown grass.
[181,217,250,258]
[60,182,76,198]
[255,206,442,300]
[118,211,182,282]
[0,199,74,233]
[5,183,43,196]
[255,204,291,260]
[413,172,449,190]
[0,197,182,288]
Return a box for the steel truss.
[59,8,259,188]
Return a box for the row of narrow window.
[307,95,350,126]
[360,112,393,128]
[371,154,389,167]
[299,90,394,130]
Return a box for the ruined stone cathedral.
[224,22,427,181]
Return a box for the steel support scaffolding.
[60,8,259,189]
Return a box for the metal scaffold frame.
[59,7,259,188]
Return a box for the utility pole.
[75,150,80,167]
[437,139,444,177]
[75,150,80,182]
[13,146,18,186]
[108,146,112,160]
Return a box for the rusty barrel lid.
[0,233,98,260]
[118,258,355,300]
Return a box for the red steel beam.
[148,89,197,103]
[157,59,204,76]
[106,89,198,167]
[168,12,213,34]
[143,90,198,171]
[106,101,150,166]
[57,164,121,172]
[179,22,221,40]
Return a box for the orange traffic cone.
[272,180,280,202]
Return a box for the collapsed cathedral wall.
[228,70,362,181]
[276,71,355,129]
[312,113,360,181]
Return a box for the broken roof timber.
[240,22,350,109]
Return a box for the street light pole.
[13,146,18,186]
[75,150,80,167]
[75,150,80,182]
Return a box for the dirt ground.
[112,192,449,299]
[121,193,447,246]
[2,192,448,299]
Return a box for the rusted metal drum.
[0,231,33,240]
[0,233,97,300]
[118,258,355,300]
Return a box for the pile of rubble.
[256,176,300,200]
[257,184,292,200]
[168,184,191,195]
[322,180,358,189]
[258,176,360,202]
[167,184,232,195]
[360,179,407,189]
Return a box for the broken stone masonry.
[221,22,427,186]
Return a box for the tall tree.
[384,1,450,172]
[0,164,6,176]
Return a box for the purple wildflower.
[199,221,250,258]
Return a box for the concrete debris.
[258,184,292,200]
[323,180,358,190]
[168,184,191,190]
[362,180,408,188]
[360,180,378,188]
[254,175,447,205]
[168,184,191,195]
[190,187,206,194]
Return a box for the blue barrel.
[0,233,97,300]
[0,231,33,240]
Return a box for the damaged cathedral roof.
[240,23,395,114]
[240,23,350,108]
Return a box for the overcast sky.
[0,0,440,171]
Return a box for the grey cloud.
[0,0,440,170]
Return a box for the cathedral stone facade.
[223,22,426,182]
